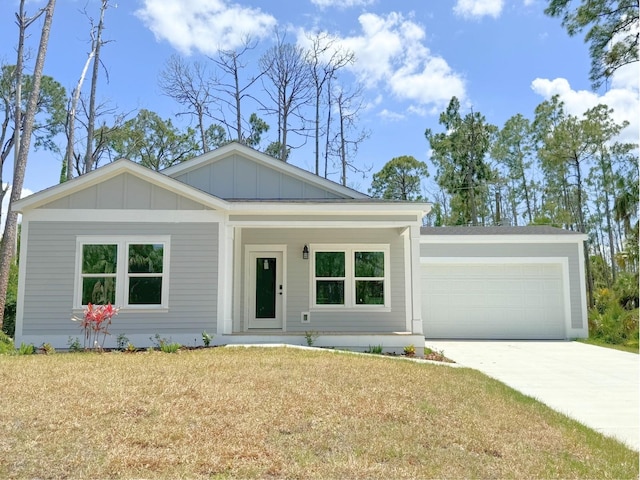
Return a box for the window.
[312,245,389,308]
[76,237,169,309]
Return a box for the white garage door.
[421,262,566,339]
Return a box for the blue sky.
[0,0,638,200]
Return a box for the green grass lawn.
[0,347,637,479]
[578,337,639,354]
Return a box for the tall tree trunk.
[0,0,56,329]
[84,0,107,173]
[66,49,94,180]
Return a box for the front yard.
[0,347,637,479]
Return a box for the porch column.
[217,223,234,335]
[410,224,424,335]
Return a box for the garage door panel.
[422,262,566,339]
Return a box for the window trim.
[310,244,390,310]
[74,236,170,310]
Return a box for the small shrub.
[366,344,383,354]
[0,331,14,355]
[40,343,56,355]
[126,342,137,353]
[116,333,130,351]
[17,343,35,355]
[67,337,83,353]
[202,331,212,347]
[160,342,181,353]
[403,344,416,356]
[614,272,639,310]
[304,331,319,347]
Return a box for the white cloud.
[311,0,375,7]
[333,13,466,113]
[531,62,639,144]
[378,109,405,121]
[453,0,504,19]
[135,0,277,55]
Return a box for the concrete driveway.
[425,340,639,451]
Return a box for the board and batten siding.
[39,173,210,210]
[21,221,218,337]
[172,154,346,200]
[420,242,585,330]
[239,228,407,333]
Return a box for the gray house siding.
[40,173,209,210]
[172,154,346,199]
[21,221,218,337]
[420,242,584,330]
[240,228,407,333]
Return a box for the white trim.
[309,244,391,311]
[14,216,29,346]
[74,235,170,310]
[243,244,287,331]
[233,228,242,332]
[13,158,230,212]
[227,220,422,228]
[420,234,587,244]
[577,241,589,332]
[402,229,412,332]
[409,225,423,335]
[420,256,574,339]
[161,142,370,199]
[227,203,428,214]
[24,209,223,223]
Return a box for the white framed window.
[311,244,390,309]
[75,236,170,309]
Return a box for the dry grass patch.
[0,347,637,479]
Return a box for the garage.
[420,226,589,340]
[421,261,567,339]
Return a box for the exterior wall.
[40,173,209,210]
[420,242,585,331]
[18,221,218,346]
[239,228,407,333]
[172,154,346,199]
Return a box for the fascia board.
[227,201,431,216]
[12,159,231,212]
[162,142,369,199]
[420,234,588,244]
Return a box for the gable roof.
[161,142,369,200]
[12,158,231,212]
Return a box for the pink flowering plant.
[72,303,119,350]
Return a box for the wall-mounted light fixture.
[302,244,309,260]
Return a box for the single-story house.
[11,142,588,353]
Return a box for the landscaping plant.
[72,303,119,351]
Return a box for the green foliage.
[202,331,212,347]
[17,343,35,355]
[116,333,130,351]
[369,155,429,201]
[614,272,639,310]
[160,341,181,353]
[40,343,56,355]
[545,0,639,88]
[107,109,199,170]
[589,301,638,346]
[304,331,319,347]
[150,333,180,352]
[0,65,67,154]
[403,344,416,356]
[126,342,137,353]
[425,96,497,225]
[2,262,19,337]
[0,331,14,355]
[67,337,83,353]
[365,344,383,354]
